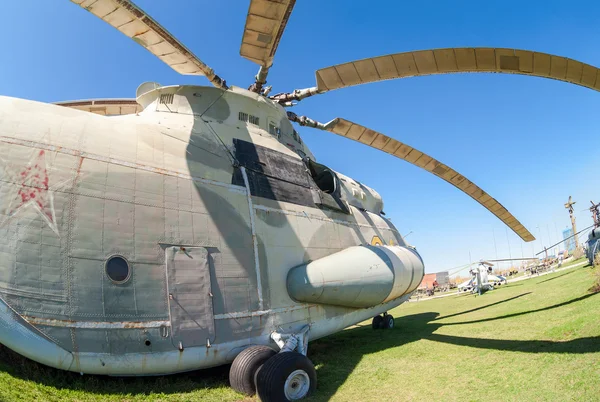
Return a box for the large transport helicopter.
[3,0,600,400]
[587,201,600,265]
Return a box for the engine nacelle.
[287,245,424,308]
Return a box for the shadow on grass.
[536,270,576,285]
[443,292,598,326]
[308,290,600,401]
[434,292,532,321]
[1,291,599,401]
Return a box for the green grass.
[0,260,598,401]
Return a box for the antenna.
[564,196,579,248]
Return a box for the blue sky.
[1,0,599,274]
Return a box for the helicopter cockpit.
[305,159,384,215]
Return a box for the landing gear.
[229,345,277,396]
[372,313,394,329]
[383,314,394,329]
[255,351,316,401]
[230,325,316,401]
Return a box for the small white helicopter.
[457,258,536,295]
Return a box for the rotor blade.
[273,48,600,103]
[317,47,600,92]
[319,117,535,242]
[448,263,475,275]
[55,98,141,116]
[70,0,227,89]
[240,0,296,90]
[486,257,538,262]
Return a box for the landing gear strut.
[372,312,394,329]
[229,325,316,401]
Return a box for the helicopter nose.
[0,297,73,370]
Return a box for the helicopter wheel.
[229,345,276,396]
[383,314,394,329]
[255,351,316,401]
[372,315,383,329]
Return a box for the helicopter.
[3,0,600,400]
[455,258,536,295]
[586,201,600,265]
[456,262,497,294]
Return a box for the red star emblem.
[1,149,58,235]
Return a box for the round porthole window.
[105,255,131,284]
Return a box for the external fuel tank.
[287,245,424,308]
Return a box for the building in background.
[563,228,575,252]
[436,271,449,287]
[418,271,449,290]
[418,273,437,290]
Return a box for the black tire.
[229,345,277,396]
[372,315,383,329]
[383,314,394,329]
[256,352,316,401]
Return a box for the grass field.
[0,259,598,401]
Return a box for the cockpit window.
[305,159,349,214]
[306,159,337,194]
[314,170,335,194]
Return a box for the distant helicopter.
[456,258,536,295]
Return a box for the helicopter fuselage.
[0,84,423,375]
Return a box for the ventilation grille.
[239,111,259,126]
[159,93,174,105]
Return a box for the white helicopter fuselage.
[0,84,424,375]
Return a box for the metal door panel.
[166,246,215,347]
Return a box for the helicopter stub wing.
[321,117,535,242]
[69,0,227,89]
[54,98,141,115]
